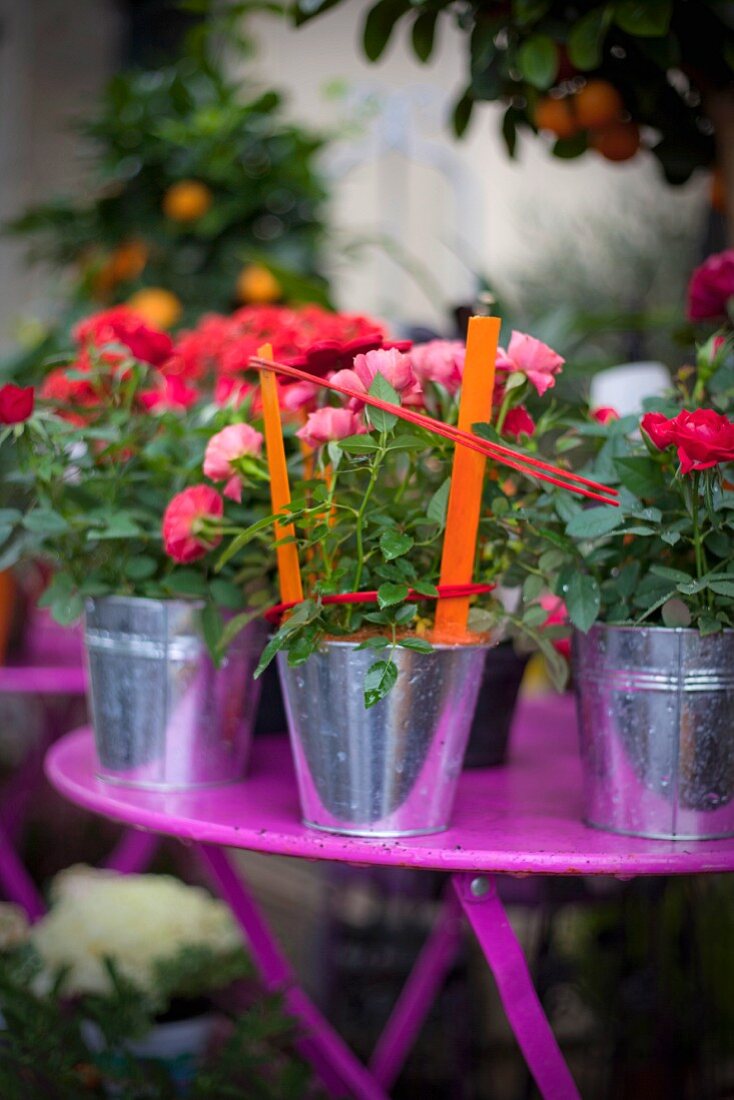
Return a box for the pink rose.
[296,406,365,448]
[409,340,465,393]
[592,406,619,425]
[162,485,223,564]
[502,405,535,439]
[280,381,320,412]
[539,594,571,660]
[331,347,421,408]
[204,423,264,502]
[139,375,200,412]
[496,331,564,396]
[687,250,734,321]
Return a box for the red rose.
[74,307,173,366]
[687,250,734,322]
[139,375,200,412]
[592,406,619,425]
[641,408,734,474]
[502,405,536,440]
[0,384,34,424]
[162,485,224,564]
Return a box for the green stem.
[691,471,706,586]
[494,389,514,436]
[352,443,386,595]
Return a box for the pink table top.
[0,665,87,695]
[45,694,734,878]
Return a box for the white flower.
[30,866,242,998]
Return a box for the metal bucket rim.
[85,594,206,612]
[276,636,497,654]
[579,623,734,638]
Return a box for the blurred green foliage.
[3,8,332,377]
[293,0,732,182]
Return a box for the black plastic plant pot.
[463,642,530,769]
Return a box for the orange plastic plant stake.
[434,315,501,642]
[258,343,304,605]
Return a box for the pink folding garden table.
[45,693,734,1100]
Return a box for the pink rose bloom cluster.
[204,423,264,502]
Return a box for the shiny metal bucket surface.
[277,638,492,837]
[574,624,734,839]
[84,596,263,790]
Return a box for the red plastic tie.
[264,582,496,625]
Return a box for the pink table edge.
[44,694,734,878]
[0,666,87,695]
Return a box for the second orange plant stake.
[258,343,304,606]
[433,315,501,642]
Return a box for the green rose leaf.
[614,456,665,499]
[124,556,158,580]
[380,529,414,561]
[366,372,399,432]
[566,506,623,540]
[23,509,69,535]
[377,581,409,608]
[398,637,433,653]
[364,658,398,708]
[565,573,601,633]
[427,478,451,529]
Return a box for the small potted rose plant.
[183,323,578,837]
[521,307,734,839]
[0,308,272,789]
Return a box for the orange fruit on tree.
[127,287,182,329]
[162,180,213,223]
[590,121,640,162]
[573,80,623,129]
[236,264,282,304]
[534,96,578,139]
[109,239,148,282]
[711,165,726,214]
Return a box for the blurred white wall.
[0,0,120,350]
[242,3,707,332]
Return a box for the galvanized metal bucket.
[84,596,264,790]
[277,639,492,837]
[574,624,734,839]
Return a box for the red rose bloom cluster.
[641,409,734,474]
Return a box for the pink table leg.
[197,843,390,1100]
[369,886,464,1090]
[453,873,581,1100]
[0,824,44,921]
[105,829,159,874]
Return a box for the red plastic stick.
[251,355,618,504]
